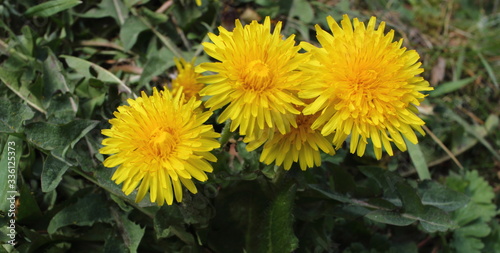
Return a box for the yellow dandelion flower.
[248,110,335,171]
[300,15,433,159]
[197,17,309,141]
[171,57,204,100]
[100,88,220,206]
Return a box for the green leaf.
[0,98,35,133]
[477,51,499,88]
[25,0,82,17]
[416,205,456,232]
[41,155,70,192]
[17,183,44,224]
[445,108,500,161]
[418,180,469,212]
[290,0,315,23]
[395,181,425,216]
[79,0,128,25]
[120,16,149,51]
[365,210,415,226]
[47,193,112,234]
[62,55,132,94]
[260,184,299,253]
[153,205,184,239]
[429,77,475,97]
[138,47,174,87]
[25,120,98,158]
[404,139,430,180]
[115,213,145,253]
[42,50,74,105]
[0,136,22,213]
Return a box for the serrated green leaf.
[419,180,469,212]
[116,214,145,253]
[0,136,22,212]
[47,193,112,234]
[41,155,70,192]
[25,0,82,17]
[260,184,298,253]
[429,77,475,97]
[0,98,35,133]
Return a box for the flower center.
[149,127,178,157]
[241,60,272,92]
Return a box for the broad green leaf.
[290,0,315,23]
[47,193,112,234]
[17,184,43,224]
[42,50,74,106]
[25,120,98,154]
[41,155,70,192]
[62,55,132,94]
[260,184,298,253]
[365,210,415,226]
[418,180,469,212]
[138,48,174,87]
[79,0,128,25]
[0,98,35,133]
[25,0,82,17]
[416,205,456,232]
[396,182,425,216]
[404,139,430,180]
[0,65,46,114]
[429,77,475,97]
[0,136,22,213]
[120,16,149,51]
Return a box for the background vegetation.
[0,0,499,252]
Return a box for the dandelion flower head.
[100,88,220,206]
[300,15,433,159]
[198,17,309,141]
[248,108,335,171]
[171,57,204,100]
